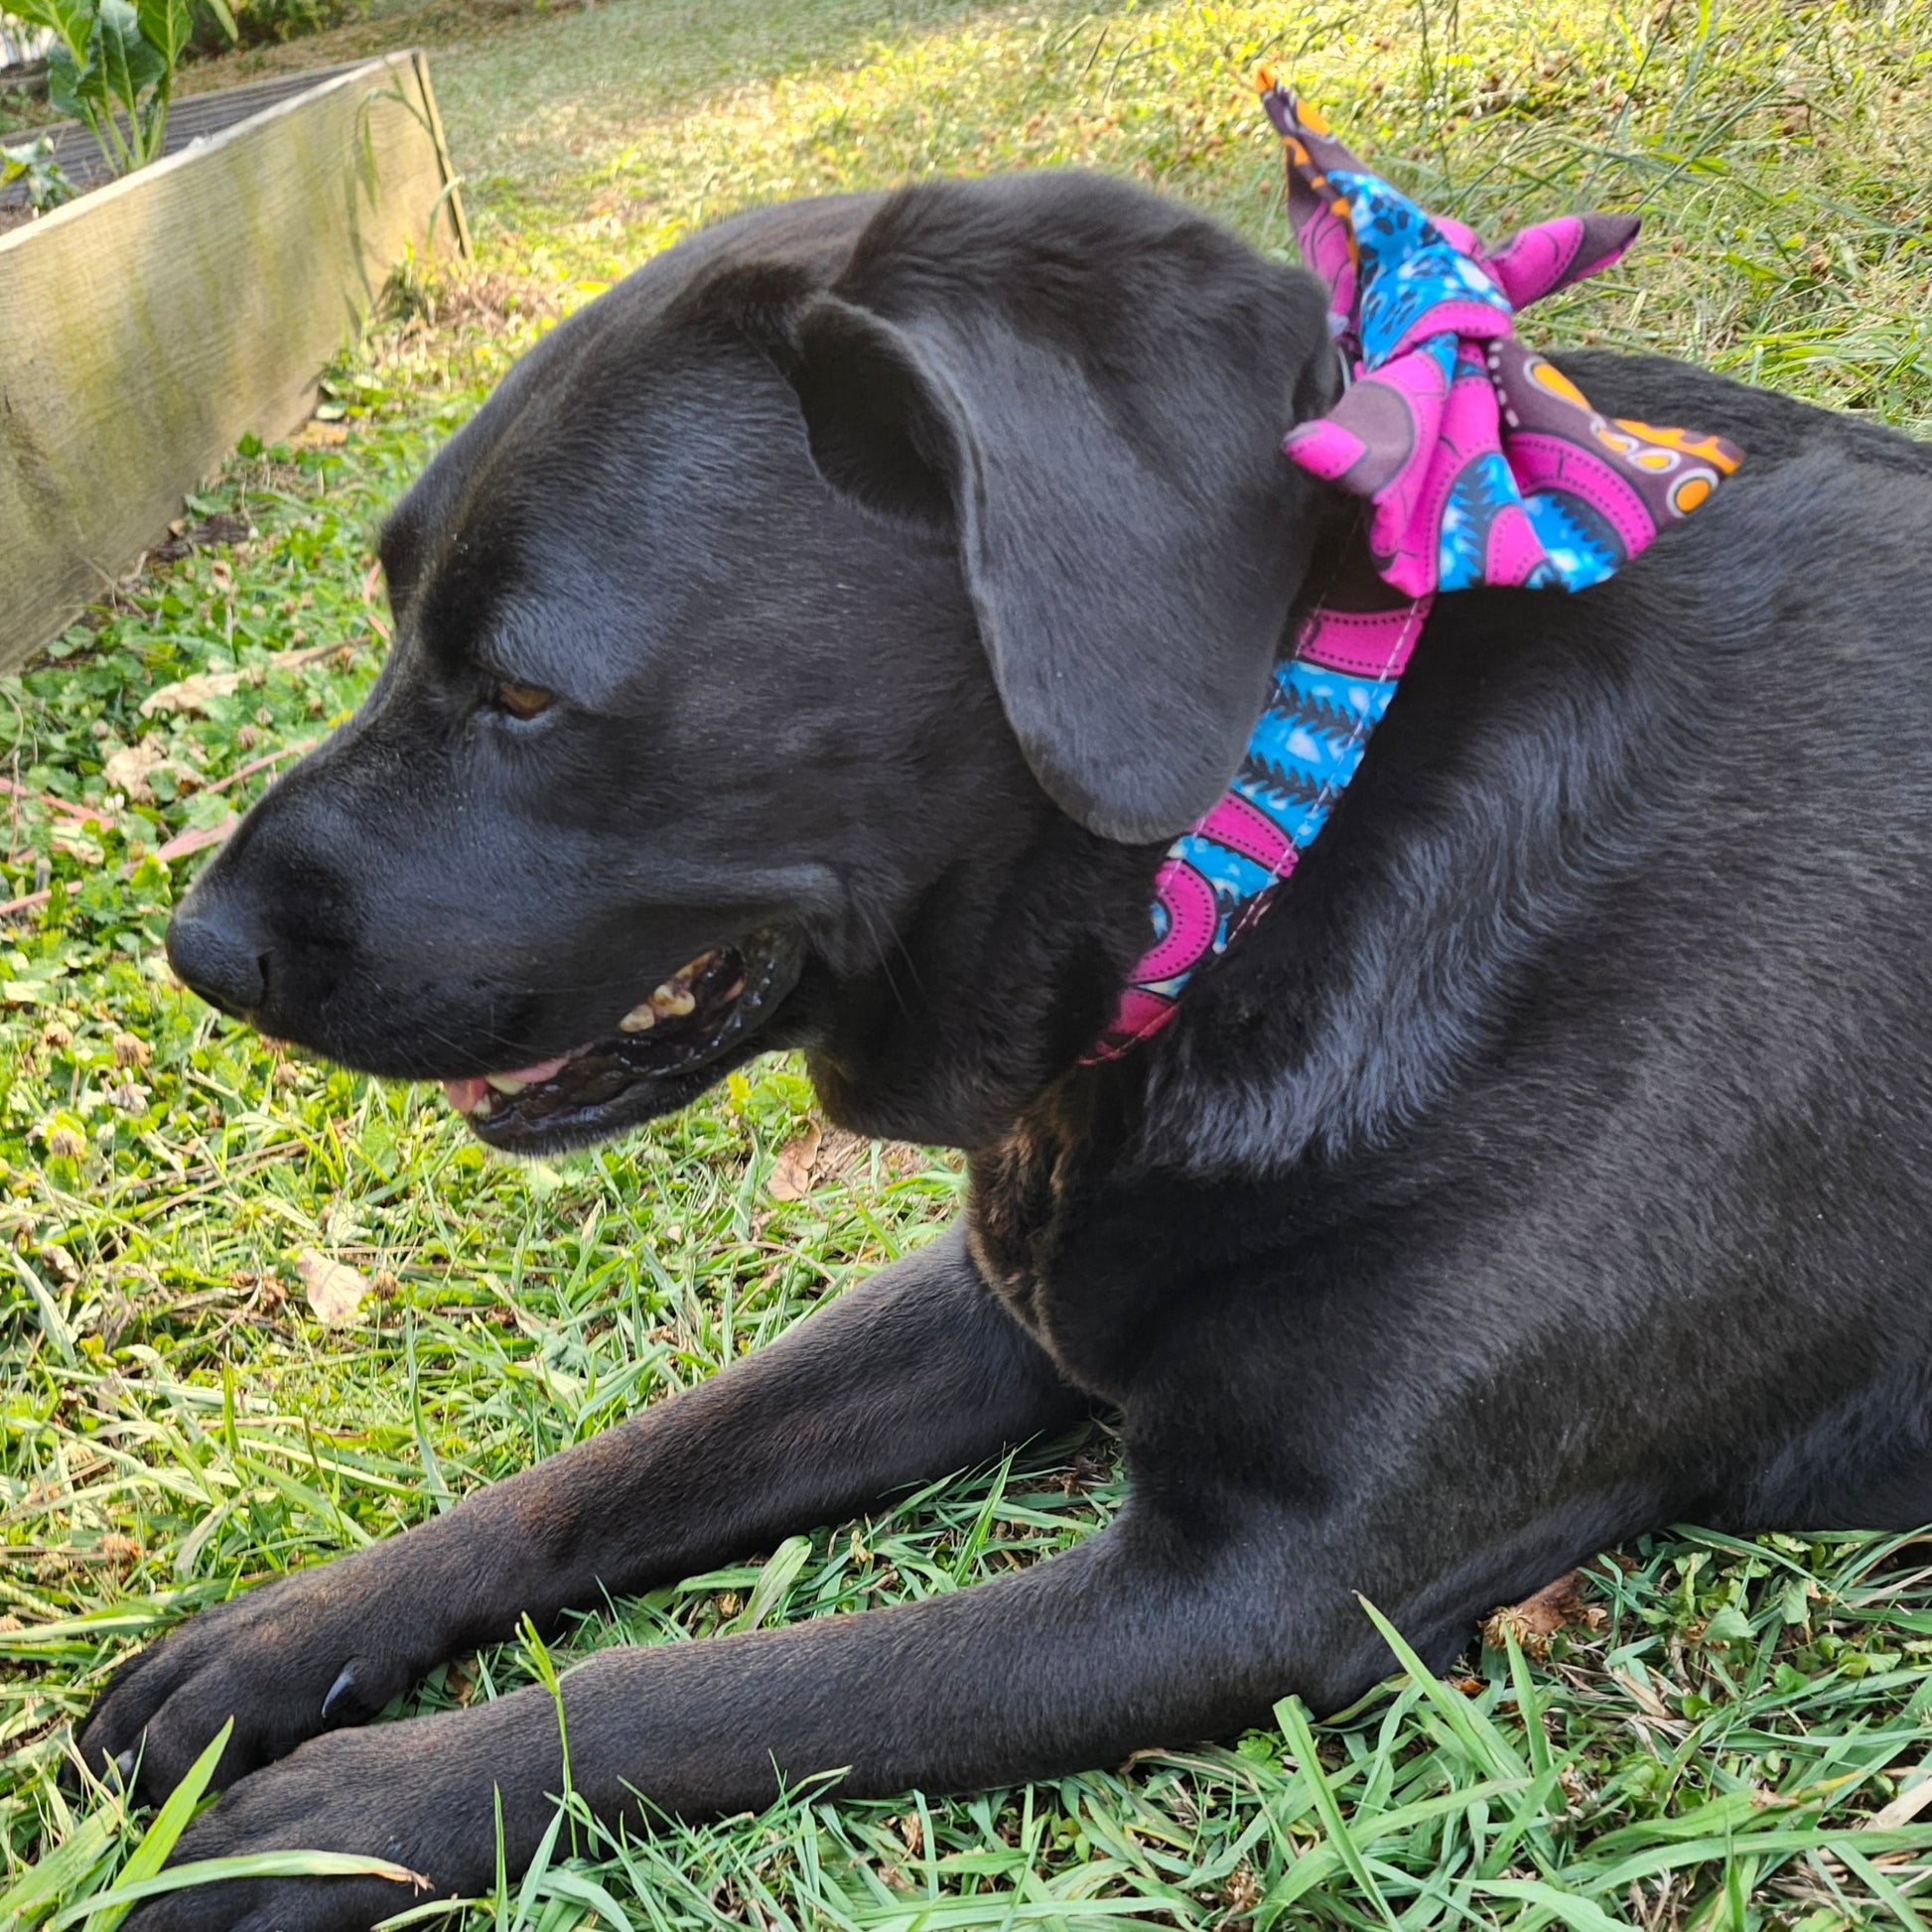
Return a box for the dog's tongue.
[440,1053,571,1114]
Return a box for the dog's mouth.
[442,927,803,1152]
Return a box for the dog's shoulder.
[1124,356,1932,1186]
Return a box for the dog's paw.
[77,1555,437,1803]
[112,1723,480,1932]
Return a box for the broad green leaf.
[6,0,94,67]
[88,0,165,127]
[47,44,99,120]
[0,139,72,210]
[1702,1603,1756,1643]
[134,0,192,69]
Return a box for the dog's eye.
[490,679,555,721]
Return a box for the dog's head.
[166,173,1337,1152]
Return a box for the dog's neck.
[1083,78,1741,1069]
[1083,519,1431,1063]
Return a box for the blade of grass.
[81,1717,233,1932]
[1272,1695,1402,1932]
[49,1852,429,1930]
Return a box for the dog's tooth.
[483,1072,526,1096]
[620,1002,658,1033]
[472,1091,493,1119]
[649,982,697,1017]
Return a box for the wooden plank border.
[0,51,468,670]
[407,49,472,259]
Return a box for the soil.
[173,0,582,99]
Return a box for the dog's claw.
[321,1664,356,1724]
[112,1746,136,1785]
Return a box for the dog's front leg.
[79,1225,1087,1803]
[117,1511,1313,1932]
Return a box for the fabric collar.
[1084,79,1741,1062]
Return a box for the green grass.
[4,0,1932,1925]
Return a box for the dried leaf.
[296,1249,371,1324]
[813,1124,870,1182]
[1866,1763,1932,1832]
[140,670,243,717]
[768,1120,822,1200]
[148,511,255,565]
[1480,1572,1602,1658]
[102,738,184,803]
[291,420,349,449]
[141,643,353,718]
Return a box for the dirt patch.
[173,0,583,97]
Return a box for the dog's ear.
[734,179,1339,843]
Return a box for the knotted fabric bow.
[1087,78,1741,1061]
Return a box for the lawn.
[4,0,1932,1926]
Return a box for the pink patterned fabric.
[1084,83,1742,1062]
[1262,79,1742,602]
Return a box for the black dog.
[83,171,1932,1931]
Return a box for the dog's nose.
[166,902,268,1018]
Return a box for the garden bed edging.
[0,50,467,669]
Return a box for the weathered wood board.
[0,63,420,208]
[0,51,467,669]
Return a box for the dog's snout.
[167,899,269,1020]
